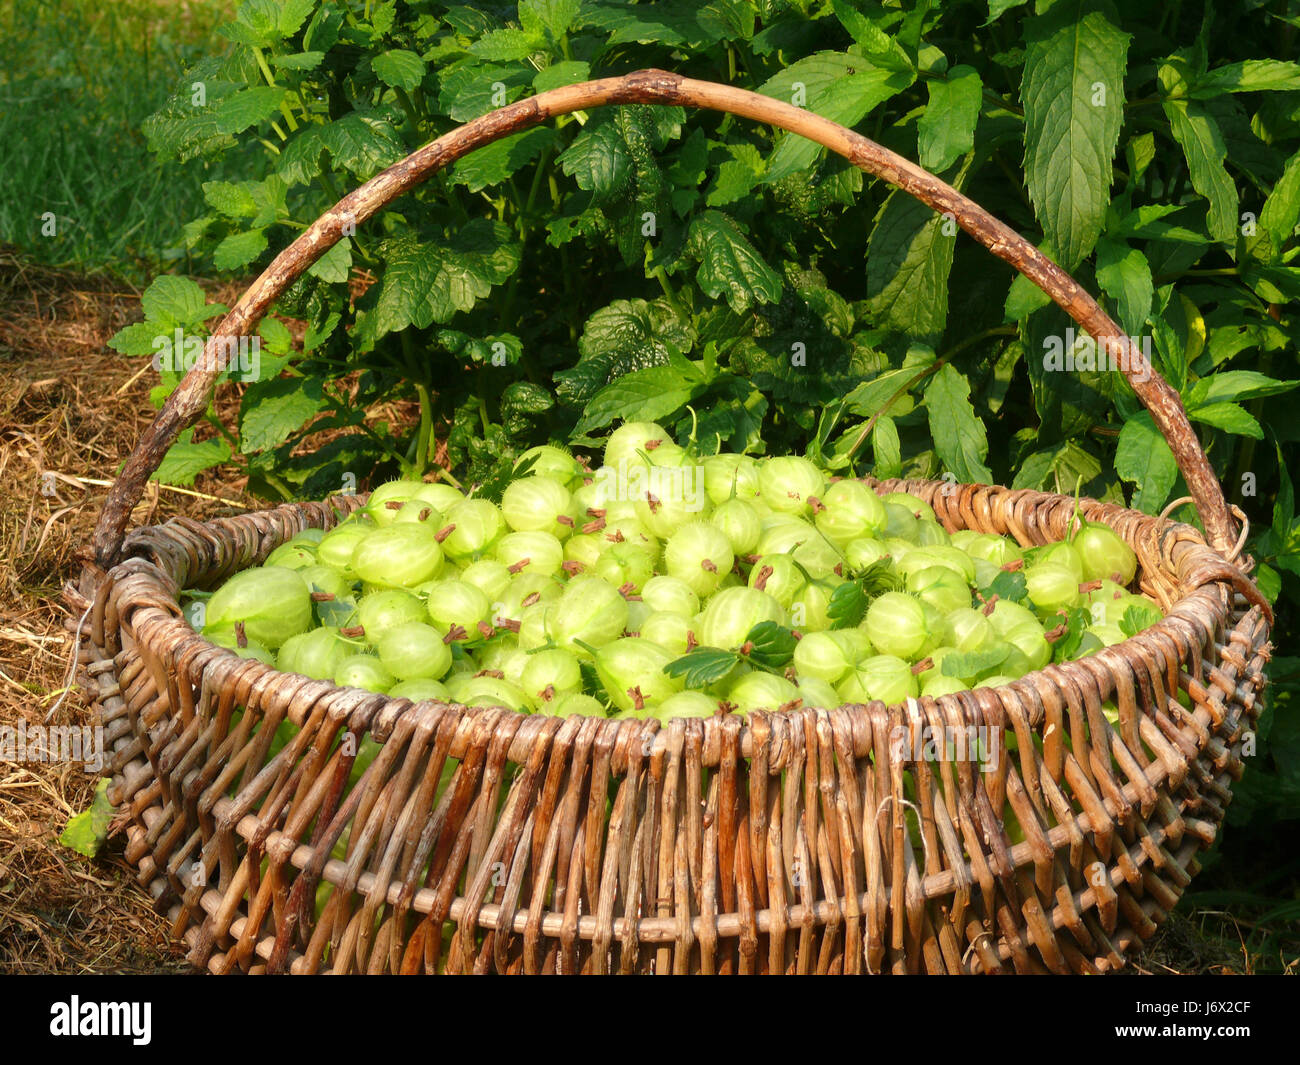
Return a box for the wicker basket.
[70,71,1272,974]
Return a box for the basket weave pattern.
[80,481,1270,974]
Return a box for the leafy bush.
[115,0,1300,822]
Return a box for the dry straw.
[68,72,1271,974]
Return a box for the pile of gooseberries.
[192,420,1162,722]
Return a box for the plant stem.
[846,325,1017,460]
[413,380,434,476]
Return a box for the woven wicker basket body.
[71,72,1271,974]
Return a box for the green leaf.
[1160,62,1239,244]
[1012,440,1102,492]
[1094,236,1153,337]
[581,2,699,48]
[981,570,1029,604]
[533,60,590,93]
[278,0,316,36]
[470,27,544,62]
[1049,606,1093,662]
[501,380,555,416]
[759,53,913,181]
[832,2,913,71]
[918,65,982,172]
[662,648,741,689]
[202,180,258,219]
[828,558,900,628]
[214,86,289,136]
[452,127,556,193]
[986,0,1029,23]
[59,779,114,859]
[1021,0,1130,268]
[941,644,1010,679]
[141,276,210,329]
[871,415,901,479]
[575,359,706,437]
[371,49,427,91]
[307,239,352,284]
[1005,269,1054,320]
[924,364,993,484]
[1259,149,1300,254]
[1189,60,1300,97]
[686,211,783,313]
[743,621,798,668]
[558,119,632,197]
[866,189,959,343]
[256,316,293,356]
[108,322,163,357]
[278,113,407,184]
[706,143,766,207]
[368,222,522,339]
[212,228,268,271]
[1187,402,1263,439]
[1120,600,1163,637]
[1185,371,1300,406]
[152,438,231,487]
[1115,412,1178,513]
[523,0,582,41]
[270,51,325,71]
[1254,563,1281,604]
[239,376,326,454]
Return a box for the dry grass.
[0,246,1281,974]
[0,245,250,973]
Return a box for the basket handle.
[87,69,1239,571]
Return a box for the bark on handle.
[88,68,1238,572]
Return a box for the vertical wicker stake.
[73,72,1270,975]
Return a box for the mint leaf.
[872,415,902,479]
[238,376,326,454]
[1190,60,1300,97]
[153,438,231,487]
[371,49,426,91]
[141,275,211,329]
[1021,0,1130,268]
[1094,236,1153,336]
[866,188,959,344]
[1160,61,1238,244]
[533,60,591,93]
[202,180,258,218]
[470,27,544,62]
[759,52,913,181]
[307,239,353,284]
[453,127,556,193]
[369,222,522,339]
[925,364,993,484]
[575,357,706,437]
[919,65,982,171]
[1259,149,1300,255]
[213,86,288,136]
[212,228,268,271]
[1185,371,1300,407]
[278,113,406,184]
[559,118,632,197]
[1116,412,1178,513]
[1187,401,1263,439]
[687,210,783,313]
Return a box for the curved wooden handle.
[89,69,1237,568]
